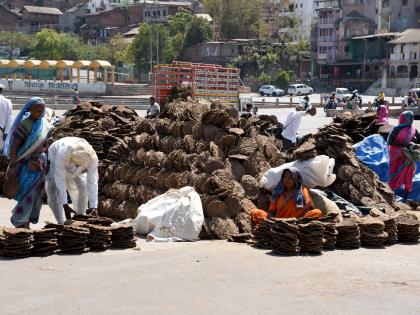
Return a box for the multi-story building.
[381,0,420,32]
[0,0,88,11]
[313,0,382,89]
[82,1,192,44]
[291,0,315,41]
[0,4,63,33]
[59,3,88,33]
[388,28,420,89]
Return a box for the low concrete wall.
[0,79,107,95]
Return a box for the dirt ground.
[0,198,420,315]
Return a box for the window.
[163,10,166,16]
[402,0,407,5]
[127,15,131,22]
[400,45,404,53]
[414,52,418,60]
[344,45,350,53]
[300,3,303,8]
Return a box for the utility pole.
[363,38,367,91]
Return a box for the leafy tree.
[168,12,213,55]
[31,29,63,59]
[275,70,291,89]
[128,23,175,74]
[0,32,33,59]
[168,11,194,37]
[95,33,129,65]
[204,0,262,39]
[259,72,271,85]
[184,17,213,48]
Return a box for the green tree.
[168,12,213,55]
[31,29,63,59]
[204,0,262,39]
[259,72,271,85]
[275,70,291,89]
[168,11,194,37]
[0,32,32,59]
[128,23,175,74]
[184,17,213,48]
[95,34,129,65]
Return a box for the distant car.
[335,88,352,102]
[287,84,313,96]
[259,85,285,96]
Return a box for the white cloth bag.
[133,186,204,241]
[260,155,337,191]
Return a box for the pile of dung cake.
[291,113,397,213]
[332,111,392,142]
[49,102,139,180]
[0,216,137,259]
[99,99,287,238]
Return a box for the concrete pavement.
[0,199,420,315]
[3,102,420,315]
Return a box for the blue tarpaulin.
[354,134,420,201]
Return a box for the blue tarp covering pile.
[354,134,420,201]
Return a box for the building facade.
[381,0,420,32]
[19,5,62,33]
[388,29,420,89]
[0,4,20,32]
[313,0,382,89]
[292,0,315,41]
[59,3,87,33]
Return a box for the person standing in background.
[146,97,161,118]
[72,88,80,106]
[0,84,13,150]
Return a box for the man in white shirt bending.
[46,137,99,224]
[0,84,13,151]
[281,106,316,151]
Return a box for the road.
[2,109,420,314]
[0,198,420,315]
[242,93,404,105]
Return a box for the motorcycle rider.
[349,89,362,108]
[302,95,312,110]
[406,91,417,107]
[326,92,337,110]
[378,90,385,105]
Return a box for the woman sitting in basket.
[251,167,322,226]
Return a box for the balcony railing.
[318,53,336,61]
[318,36,335,43]
[319,17,337,25]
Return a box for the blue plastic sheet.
[354,134,420,201]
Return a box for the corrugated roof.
[388,29,420,44]
[353,32,400,40]
[65,3,86,14]
[22,5,63,15]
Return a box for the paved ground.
[0,199,420,315]
[4,105,420,314]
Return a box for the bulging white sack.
[260,155,336,191]
[133,186,204,241]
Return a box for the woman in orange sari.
[252,168,322,226]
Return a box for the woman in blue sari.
[3,97,51,228]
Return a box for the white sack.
[260,155,336,191]
[133,186,204,241]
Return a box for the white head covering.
[65,139,97,168]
